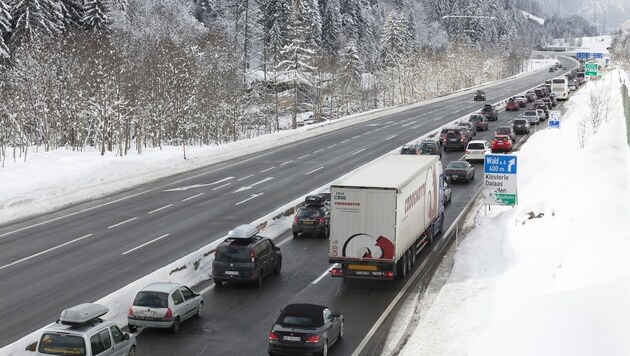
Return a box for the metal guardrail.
[622,84,630,145]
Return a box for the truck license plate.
[355,271,370,276]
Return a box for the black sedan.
[268,304,344,356]
[444,161,475,184]
[292,198,330,238]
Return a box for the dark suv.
[473,89,486,101]
[443,130,469,151]
[419,139,442,159]
[293,195,330,238]
[212,225,282,287]
[479,104,498,121]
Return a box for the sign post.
[483,154,518,206]
[548,110,561,129]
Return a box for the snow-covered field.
[394,69,630,356]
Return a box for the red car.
[491,135,513,153]
[505,99,520,111]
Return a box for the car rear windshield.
[215,244,252,263]
[133,291,169,308]
[496,128,510,134]
[38,333,86,356]
[280,315,318,327]
[523,111,536,116]
[297,208,322,218]
[468,143,485,149]
[400,148,417,154]
[514,120,527,125]
[447,162,468,169]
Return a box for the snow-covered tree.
[11,0,61,45]
[82,0,109,31]
[0,0,12,58]
[337,45,361,114]
[321,0,342,56]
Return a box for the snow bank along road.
[0,56,576,354]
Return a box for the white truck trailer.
[329,154,446,279]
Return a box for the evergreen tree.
[321,0,342,56]
[82,0,109,31]
[337,44,361,114]
[11,0,61,45]
[380,11,410,67]
[59,0,85,30]
[193,0,214,25]
[0,0,11,58]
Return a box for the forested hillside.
[0,0,597,162]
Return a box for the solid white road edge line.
[147,205,173,215]
[311,266,333,284]
[107,217,138,229]
[182,193,204,202]
[122,234,170,255]
[0,234,93,271]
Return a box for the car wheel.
[128,325,137,333]
[171,317,181,334]
[321,340,329,356]
[128,346,137,356]
[292,232,298,238]
[214,279,223,287]
[256,271,264,287]
[196,302,204,319]
[274,259,282,275]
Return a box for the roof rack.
[304,195,325,207]
[227,224,260,240]
[59,303,109,326]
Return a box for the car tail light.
[306,335,319,343]
[465,150,470,154]
[164,308,173,319]
[268,331,279,341]
[293,216,298,224]
[250,250,256,263]
[318,217,325,224]
[128,306,134,316]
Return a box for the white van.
[36,303,136,356]
[551,76,569,100]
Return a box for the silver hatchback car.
[36,303,136,356]
[127,282,203,334]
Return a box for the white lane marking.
[163,177,234,192]
[340,139,349,144]
[238,174,254,181]
[401,122,415,127]
[311,266,333,284]
[352,135,360,139]
[0,234,93,271]
[260,167,275,173]
[212,183,231,191]
[122,234,170,255]
[147,205,173,215]
[280,160,293,166]
[234,177,274,193]
[433,117,442,121]
[305,167,324,175]
[352,148,365,156]
[297,154,310,160]
[313,149,324,154]
[413,123,424,129]
[386,135,397,141]
[235,193,264,206]
[182,193,204,202]
[327,144,337,149]
[107,217,137,229]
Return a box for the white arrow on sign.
[508,158,516,173]
[164,177,234,192]
[234,177,274,193]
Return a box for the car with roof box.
[212,224,282,287]
[293,195,330,238]
[468,114,488,131]
[418,139,442,159]
[36,303,136,356]
[127,282,203,334]
[479,104,498,121]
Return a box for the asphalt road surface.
[0,56,577,352]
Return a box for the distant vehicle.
[456,121,477,138]
[419,139,443,159]
[128,282,203,334]
[512,118,531,135]
[479,104,498,121]
[317,188,331,205]
[547,94,557,106]
[268,304,344,356]
[534,87,547,99]
[520,110,541,125]
[491,135,513,153]
[544,80,552,91]
[465,140,491,163]
[329,155,446,279]
[443,130,469,151]
[536,108,548,120]
[568,83,577,91]
[468,114,489,131]
[542,97,554,109]
[443,178,452,205]
[494,126,516,143]
[212,225,282,287]
[505,99,520,111]
[513,96,527,107]
[400,144,420,155]
[439,127,457,145]
[36,303,136,356]
[444,161,475,183]
[293,195,331,238]
[549,67,555,72]
[473,89,486,101]
[551,76,569,100]
[525,91,537,102]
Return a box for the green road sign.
[585,62,598,76]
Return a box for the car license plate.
[283,336,301,342]
[141,310,155,317]
[225,271,239,276]
[452,175,458,179]
[303,221,313,225]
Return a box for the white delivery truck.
[329,155,446,280]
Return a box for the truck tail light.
[331,268,343,276]
[318,217,325,224]
[383,272,394,278]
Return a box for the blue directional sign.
[484,155,517,174]
[592,53,603,59]
[548,111,561,129]
[576,52,590,59]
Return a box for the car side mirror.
[124,333,130,340]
